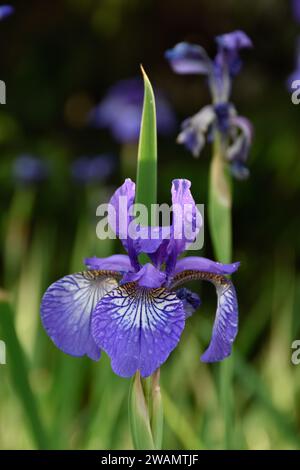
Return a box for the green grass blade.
[0,299,49,449]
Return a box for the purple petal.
[91,284,185,377]
[176,287,201,318]
[227,115,253,180]
[171,263,239,361]
[215,30,252,78]
[174,256,240,276]
[201,279,238,362]
[292,0,300,23]
[216,30,253,51]
[121,263,166,288]
[170,179,202,254]
[177,106,215,157]
[108,179,168,263]
[287,36,300,91]
[152,180,203,275]
[41,271,119,360]
[108,178,135,242]
[84,254,132,273]
[165,42,212,75]
[0,5,14,20]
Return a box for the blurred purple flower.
[13,154,48,185]
[292,0,300,23]
[287,36,300,92]
[71,154,115,184]
[0,4,14,20]
[166,31,253,180]
[41,178,240,378]
[89,78,176,143]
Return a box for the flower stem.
[208,132,234,449]
[208,134,232,264]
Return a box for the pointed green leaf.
[135,66,157,212]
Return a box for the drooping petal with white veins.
[171,265,239,361]
[41,270,119,360]
[91,283,185,377]
[200,278,238,361]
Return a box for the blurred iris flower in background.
[89,78,176,143]
[287,37,300,90]
[12,154,49,186]
[292,0,300,23]
[0,4,13,20]
[41,178,239,378]
[71,154,115,185]
[165,31,253,179]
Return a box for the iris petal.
[41,271,119,360]
[200,279,238,361]
[174,256,240,276]
[171,263,239,362]
[85,254,133,272]
[165,42,212,75]
[91,283,185,377]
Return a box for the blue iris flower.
[13,154,49,186]
[0,4,14,20]
[71,155,115,184]
[89,78,176,143]
[41,179,239,378]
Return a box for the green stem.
[208,132,234,448]
[208,134,232,264]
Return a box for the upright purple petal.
[41,271,119,360]
[108,178,136,241]
[169,179,202,259]
[91,284,185,377]
[216,30,253,51]
[108,179,167,266]
[215,30,252,78]
[165,42,212,75]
